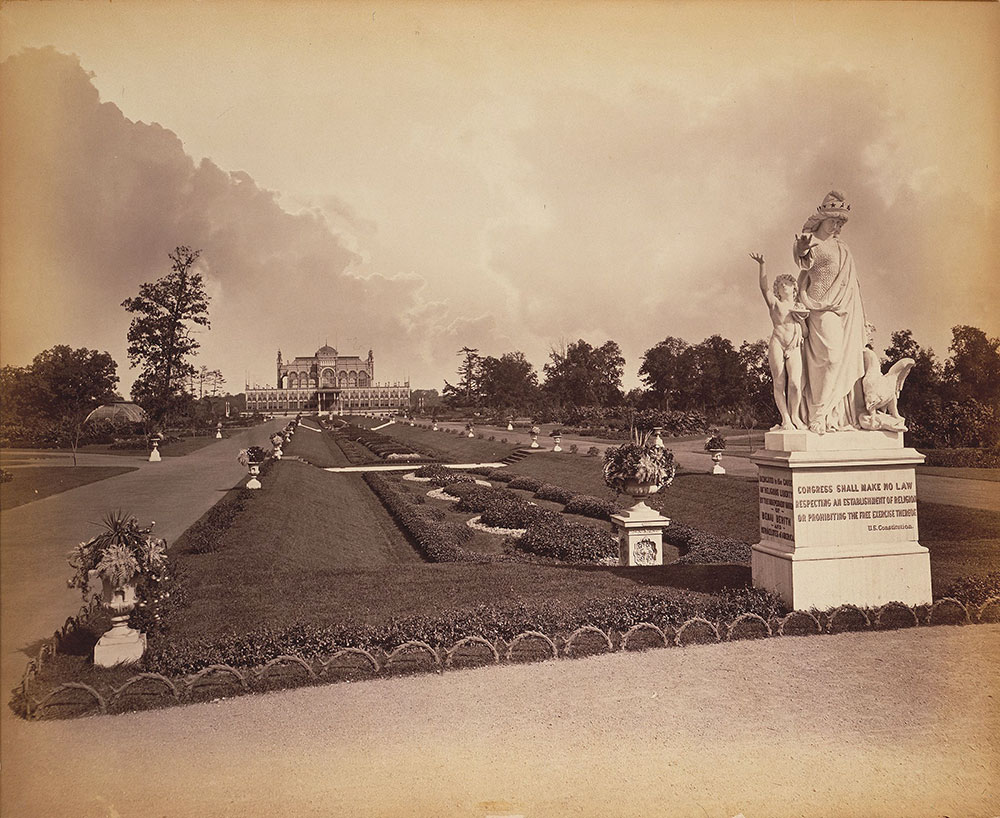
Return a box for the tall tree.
[543,339,624,408]
[26,345,119,464]
[943,325,1000,405]
[883,329,942,418]
[478,351,539,413]
[638,336,695,409]
[443,347,481,407]
[122,246,210,420]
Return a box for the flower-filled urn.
[67,512,167,667]
[604,430,676,567]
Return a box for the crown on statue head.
[817,191,851,220]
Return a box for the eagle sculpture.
[859,347,915,432]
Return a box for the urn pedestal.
[751,429,931,610]
[552,435,562,452]
[611,482,670,567]
[148,440,161,462]
[507,422,514,432]
[93,581,146,668]
[709,449,725,475]
[530,433,539,449]
[246,462,262,490]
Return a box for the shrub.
[517,516,617,562]
[0,468,12,483]
[508,476,543,492]
[921,447,1000,468]
[586,446,600,457]
[500,438,508,443]
[669,524,752,565]
[534,483,576,505]
[488,469,513,482]
[568,443,578,454]
[564,494,619,521]
[942,571,1000,606]
[479,492,555,529]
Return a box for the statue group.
[755,191,913,435]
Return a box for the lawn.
[0,466,138,511]
[352,420,520,463]
[78,435,219,458]
[160,422,999,641]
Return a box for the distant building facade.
[245,345,409,414]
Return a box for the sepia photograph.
[1,2,997,816]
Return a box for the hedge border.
[20,597,997,720]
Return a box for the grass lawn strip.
[0,466,139,511]
[78,435,219,458]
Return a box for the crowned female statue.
[793,191,867,434]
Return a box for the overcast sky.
[1,2,997,395]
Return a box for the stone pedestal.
[552,436,562,452]
[246,463,262,490]
[148,441,161,462]
[612,502,671,566]
[94,582,146,667]
[710,450,725,475]
[751,429,931,610]
[94,626,147,667]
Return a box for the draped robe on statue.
[795,235,867,431]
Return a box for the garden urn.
[653,427,664,449]
[93,576,146,667]
[468,426,475,438]
[507,420,514,432]
[148,434,162,462]
[553,435,562,452]
[611,479,670,568]
[709,450,725,475]
[432,421,439,431]
[530,427,540,449]
[216,422,223,439]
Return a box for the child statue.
[752,252,809,430]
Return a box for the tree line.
[432,327,1000,448]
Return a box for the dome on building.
[315,344,338,357]
[84,402,149,424]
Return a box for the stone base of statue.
[612,501,671,567]
[751,429,931,610]
[216,430,223,439]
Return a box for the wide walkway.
[0,420,287,703]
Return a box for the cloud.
[0,47,480,391]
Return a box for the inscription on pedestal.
[759,465,919,548]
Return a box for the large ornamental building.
[245,345,409,414]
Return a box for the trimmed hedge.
[535,483,576,505]
[516,516,617,562]
[921,447,1000,468]
[564,494,620,521]
[480,493,556,530]
[508,476,544,492]
[669,523,752,565]
[364,473,486,563]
